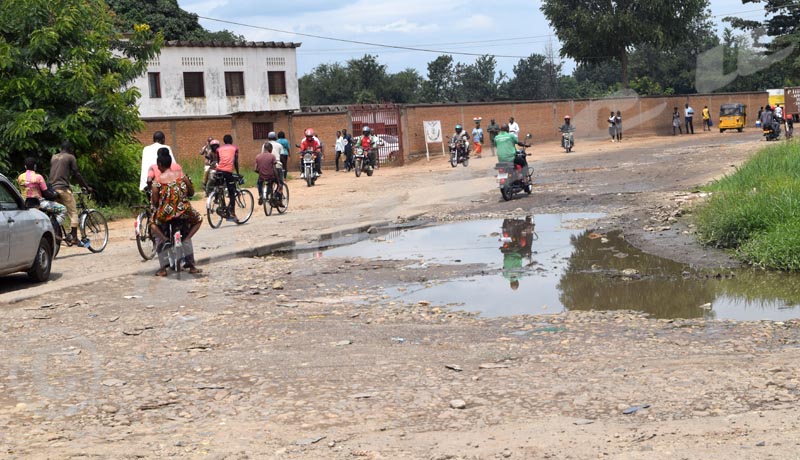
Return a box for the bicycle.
[262,179,289,216]
[160,219,186,279]
[134,203,156,260]
[50,188,109,258]
[205,173,254,228]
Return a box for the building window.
[266,57,285,67]
[148,72,161,98]
[225,72,245,97]
[252,122,274,140]
[267,71,286,95]
[183,72,205,98]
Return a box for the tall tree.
[298,63,353,105]
[0,0,161,174]
[725,0,800,82]
[106,0,242,42]
[541,0,709,88]
[504,54,550,100]
[422,55,456,103]
[455,55,503,101]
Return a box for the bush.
[738,218,800,270]
[77,142,143,206]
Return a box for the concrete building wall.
[133,43,300,118]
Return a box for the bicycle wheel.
[81,210,108,253]
[275,183,289,214]
[263,187,272,216]
[236,189,254,224]
[206,190,224,228]
[51,216,62,259]
[136,210,156,260]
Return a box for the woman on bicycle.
[16,157,67,224]
[150,150,203,276]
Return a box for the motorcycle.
[495,134,533,201]
[299,149,319,187]
[353,146,374,177]
[448,138,469,167]
[763,123,781,141]
[561,131,574,153]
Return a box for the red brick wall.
[401,92,767,155]
[137,91,767,171]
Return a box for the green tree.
[0,0,162,202]
[541,0,709,88]
[106,0,242,42]
[422,55,456,102]
[346,54,389,101]
[385,69,423,103]
[299,63,354,105]
[726,0,800,77]
[455,55,503,101]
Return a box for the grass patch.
[695,141,800,269]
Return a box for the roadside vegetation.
[696,141,800,270]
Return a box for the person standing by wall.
[672,107,683,135]
[334,130,345,171]
[508,117,520,138]
[486,118,500,156]
[684,103,695,134]
[702,105,711,131]
[472,117,484,159]
[608,111,617,142]
[615,111,622,142]
[342,128,353,171]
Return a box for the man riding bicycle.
[213,134,241,223]
[49,141,93,247]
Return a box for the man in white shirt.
[140,131,175,191]
[265,131,285,168]
[508,117,520,138]
[684,103,695,134]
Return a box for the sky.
[179,0,770,78]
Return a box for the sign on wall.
[423,120,445,160]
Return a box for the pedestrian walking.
[684,103,695,134]
[672,107,683,135]
[608,111,617,142]
[487,118,500,156]
[342,128,353,171]
[472,117,484,159]
[615,111,622,142]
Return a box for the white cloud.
[457,14,494,31]
[344,19,437,35]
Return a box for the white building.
[133,41,301,119]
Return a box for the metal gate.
[349,104,403,166]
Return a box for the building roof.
[163,40,301,49]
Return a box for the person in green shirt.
[494,124,531,179]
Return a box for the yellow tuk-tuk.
[719,103,747,133]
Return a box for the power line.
[197,15,532,59]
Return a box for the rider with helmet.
[495,123,531,180]
[355,126,382,170]
[202,139,220,188]
[451,124,471,157]
[559,115,576,149]
[299,128,322,178]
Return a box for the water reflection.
[500,217,537,290]
[315,216,800,320]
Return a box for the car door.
[0,180,38,269]
[0,183,16,266]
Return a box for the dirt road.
[3,130,799,459]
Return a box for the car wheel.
[27,237,53,282]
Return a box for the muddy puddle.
[309,215,800,321]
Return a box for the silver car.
[0,173,55,282]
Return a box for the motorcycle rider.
[559,115,576,149]
[451,124,471,160]
[500,216,535,290]
[761,106,780,138]
[299,128,322,178]
[202,139,220,188]
[264,131,285,169]
[354,126,382,169]
[495,124,531,182]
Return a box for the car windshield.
[720,105,742,116]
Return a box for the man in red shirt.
[255,142,280,205]
[298,128,321,178]
[214,134,240,222]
